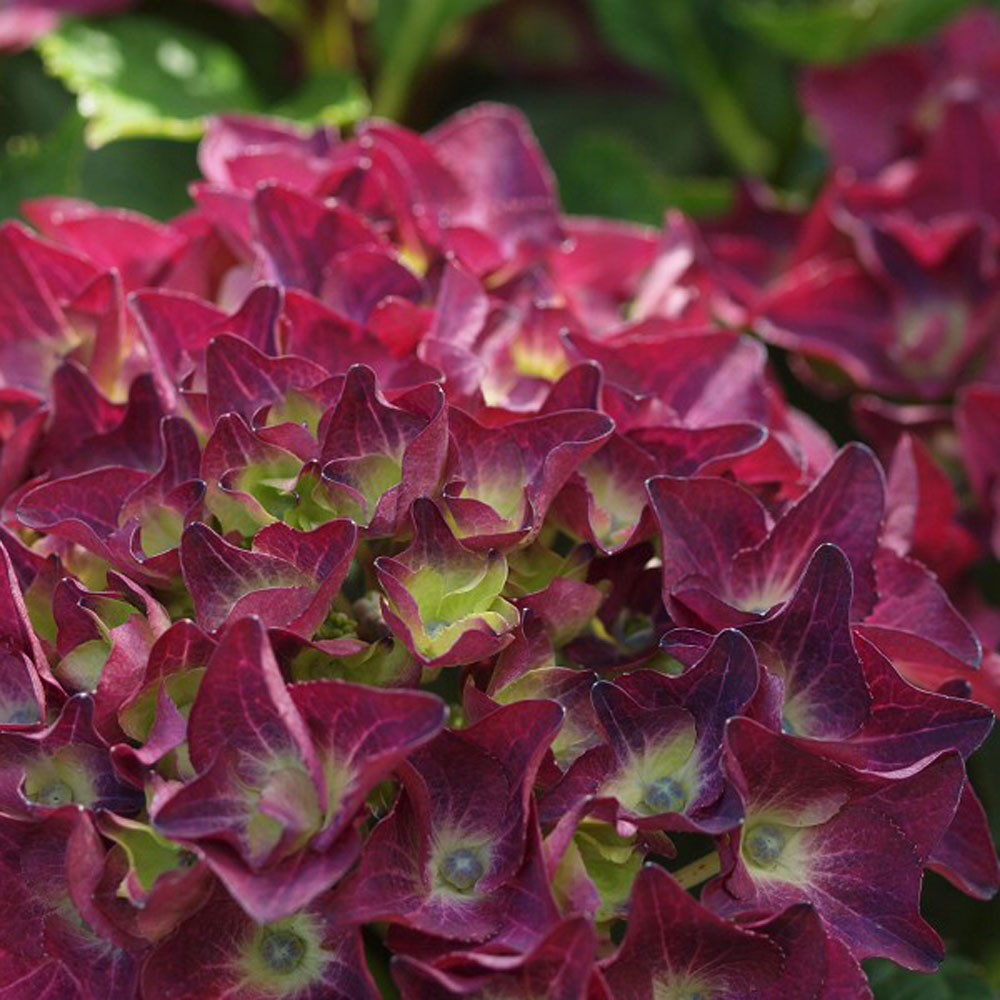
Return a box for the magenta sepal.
[336,700,563,941]
[140,884,379,1000]
[705,717,965,970]
[151,617,444,921]
[391,916,597,1000]
[599,864,836,999]
[180,518,357,635]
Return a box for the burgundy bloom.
[0,42,993,998]
[0,810,144,997]
[0,541,51,729]
[0,693,140,820]
[600,864,861,999]
[338,699,563,942]
[442,406,612,548]
[317,365,448,536]
[392,917,597,1000]
[649,444,884,626]
[179,518,357,635]
[705,718,965,970]
[152,617,445,920]
[542,630,758,835]
[376,499,519,667]
[141,884,378,1000]
[801,8,1000,175]
[17,411,203,585]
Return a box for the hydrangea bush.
[1,13,999,998]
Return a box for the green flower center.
[33,779,75,807]
[643,776,687,814]
[259,928,307,975]
[240,915,326,993]
[313,610,357,642]
[440,848,485,891]
[743,823,787,869]
[653,977,713,1000]
[23,751,94,809]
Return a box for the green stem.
[662,4,774,176]
[256,1,356,76]
[672,851,721,890]
[308,1,357,76]
[371,0,447,120]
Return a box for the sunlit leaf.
[865,956,994,999]
[269,68,370,126]
[37,15,260,147]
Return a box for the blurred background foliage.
[1,0,989,223]
[2,0,1000,995]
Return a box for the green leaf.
[269,68,370,127]
[575,827,643,923]
[727,0,968,64]
[585,0,774,174]
[363,928,401,1000]
[556,129,733,224]
[80,136,200,218]
[584,0,685,84]
[865,956,996,999]
[371,0,500,119]
[0,110,200,222]
[0,50,75,142]
[104,817,189,892]
[0,113,86,220]
[504,85,713,173]
[576,822,636,865]
[37,15,260,147]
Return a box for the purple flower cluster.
[0,37,998,999]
